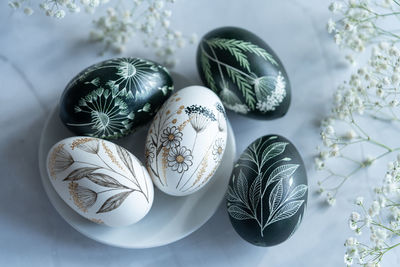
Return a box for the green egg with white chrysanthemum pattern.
[197,27,291,119]
[60,57,174,139]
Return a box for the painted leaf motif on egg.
[60,57,174,139]
[226,135,307,246]
[47,137,154,227]
[197,27,291,119]
[145,86,228,196]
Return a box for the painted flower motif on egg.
[47,137,154,227]
[145,86,228,196]
[197,27,291,119]
[60,57,174,139]
[227,135,307,246]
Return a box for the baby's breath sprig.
[324,1,400,265]
[89,0,197,67]
[344,157,400,266]
[8,0,197,67]
[320,0,400,204]
[8,0,106,19]
[316,41,400,205]
[328,0,400,61]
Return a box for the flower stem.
[201,45,255,81]
[203,44,228,88]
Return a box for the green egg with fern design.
[226,135,307,246]
[197,27,291,119]
[60,57,174,139]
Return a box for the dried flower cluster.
[316,41,400,206]
[322,0,400,265]
[344,158,400,266]
[8,0,197,67]
[327,0,400,62]
[9,0,107,19]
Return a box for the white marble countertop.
[1,0,399,266]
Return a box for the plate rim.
[38,105,236,249]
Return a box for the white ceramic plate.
[38,105,236,248]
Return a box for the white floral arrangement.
[8,0,197,67]
[320,0,400,266]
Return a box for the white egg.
[145,85,228,196]
[46,137,154,227]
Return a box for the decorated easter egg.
[197,27,291,119]
[47,136,154,227]
[60,57,174,139]
[145,86,228,196]
[226,135,307,246]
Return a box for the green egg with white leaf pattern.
[60,57,174,139]
[197,27,291,119]
[226,134,307,246]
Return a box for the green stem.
[204,44,228,88]
[201,45,255,80]
[328,165,363,195]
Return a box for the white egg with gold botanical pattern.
[46,136,154,227]
[145,86,228,196]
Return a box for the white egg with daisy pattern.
[145,86,228,196]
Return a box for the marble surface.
[1,0,399,266]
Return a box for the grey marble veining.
[1,0,399,266]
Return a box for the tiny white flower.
[327,196,336,206]
[385,182,396,194]
[368,201,380,217]
[163,9,172,17]
[390,99,399,107]
[334,33,342,45]
[375,228,388,241]
[345,130,357,140]
[350,212,361,222]
[320,151,329,160]
[162,19,170,28]
[363,156,374,167]
[349,220,357,230]
[88,0,100,8]
[177,39,185,48]
[23,7,33,15]
[67,3,81,13]
[355,228,362,235]
[346,54,356,65]
[329,1,343,13]
[355,197,364,206]
[54,9,66,19]
[376,88,384,98]
[378,195,386,207]
[39,3,49,10]
[325,125,335,135]
[344,253,353,265]
[154,0,164,9]
[327,18,336,33]
[330,144,340,157]
[345,237,358,247]
[388,161,395,170]
[317,187,324,194]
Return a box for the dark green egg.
[59,57,174,139]
[226,135,307,247]
[197,27,291,119]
